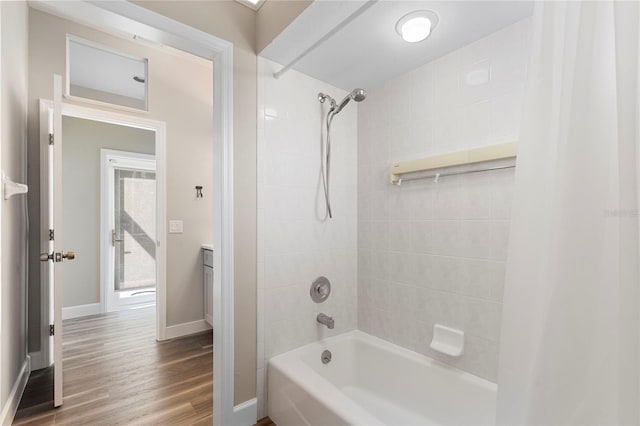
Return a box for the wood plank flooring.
[13,307,213,425]
[254,417,276,426]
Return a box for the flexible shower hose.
[321,110,335,219]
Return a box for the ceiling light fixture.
[396,10,439,43]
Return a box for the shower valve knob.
[310,276,331,303]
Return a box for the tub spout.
[317,313,334,329]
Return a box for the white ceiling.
[260,0,534,91]
[69,40,147,100]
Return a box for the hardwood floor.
[13,307,213,425]
[254,417,276,426]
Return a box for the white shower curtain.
[497,2,640,425]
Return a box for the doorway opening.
[44,110,164,333]
[101,149,157,312]
[19,1,239,424]
[33,98,170,412]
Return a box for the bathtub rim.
[268,330,497,425]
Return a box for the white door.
[40,74,73,407]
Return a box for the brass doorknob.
[40,251,75,262]
[62,251,75,260]
[40,252,53,262]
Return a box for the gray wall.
[27,10,213,352]
[256,0,312,53]
[28,0,260,405]
[69,85,144,110]
[1,0,29,414]
[132,1,258,404]
[62,116,155,308]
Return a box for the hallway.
[13,307,213,425]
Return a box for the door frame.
[100,149,157,313]
[29,1,242,424]
[39,99,168,347]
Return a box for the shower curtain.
[497,2,640,425]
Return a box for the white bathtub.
[268,330,496,426]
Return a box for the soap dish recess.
[430,324,464,357]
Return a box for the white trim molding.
[165,319,212,340]
[0,357,30,426]
[27,2,241,424]
[28,351,47,371]
[62,302,102,320]
[233,398,258,426]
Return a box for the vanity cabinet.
[203,248,213,326]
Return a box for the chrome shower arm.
[318,93,337,109]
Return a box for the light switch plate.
[169,220,183,234]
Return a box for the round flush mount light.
[396,10,439,43]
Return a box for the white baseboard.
[28,351,49,371]
[164,319,212,340]
[233,398,257,426]
[62,302,102,320]
[0,356,30,426]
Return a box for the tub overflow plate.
[310,276,331,303]
[321,350,332,364]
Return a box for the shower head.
[350,88,367,102]
[331,88,367,115]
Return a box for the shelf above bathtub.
[390,142,517,185]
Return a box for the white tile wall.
[257,58,359,418]
[357,19,531,382]
[257,19,530,411]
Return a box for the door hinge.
[49,324,55,336]
[49,133,54,145]
[49,229,54,241]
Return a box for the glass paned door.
[113,168,156,292]
[102,150,156,312]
